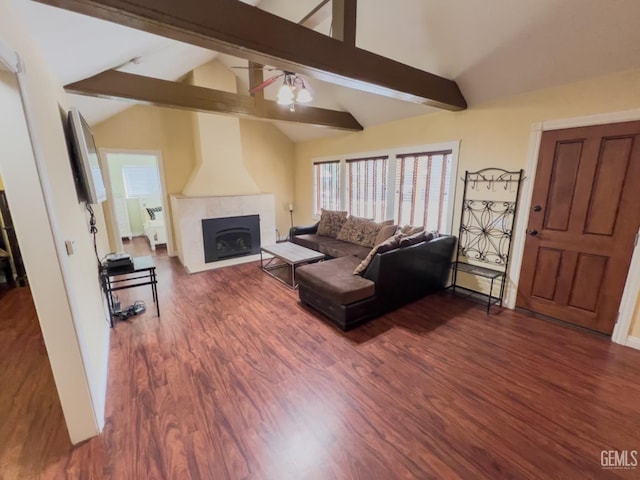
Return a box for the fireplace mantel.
[170,193,275,273]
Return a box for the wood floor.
[122,236,167,258]
[2,256,640,479]
[0,284,70,479]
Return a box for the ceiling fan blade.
[248,73,283,93]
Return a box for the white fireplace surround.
[170,193,276,273]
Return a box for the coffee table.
[260,242,325,289]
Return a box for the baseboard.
[625,336,640,351]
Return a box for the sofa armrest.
[289,222,319,238]
[363,235,457,304]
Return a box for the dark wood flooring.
[2,255,640,479]
[122,236,167,258]
[0,285,69,479]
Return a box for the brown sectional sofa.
[289,224,371,260]
[290,222,456,330]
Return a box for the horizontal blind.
[122,166,161,199]
[313,161,340,215]
[395,150,452,231]
[346,156,388,221]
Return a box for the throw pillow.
[146,206,162,220]
[353,234,402,275]
[425,230,440,241]
[374,224,398,246]
[317,209,348,238]
[400,224,424,235]
[399,230,427,247]
[336,216,373,244]
[358,219,392,247]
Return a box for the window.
[346,156,388,221]
[395,151,452,231]
[311,142,458,233]
[122,166,161,199]
[313,161,340,215]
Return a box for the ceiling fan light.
[296,86,313,104]
[277,84,294,105]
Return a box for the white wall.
[0,0,111,444]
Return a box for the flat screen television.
[67,107,106,204]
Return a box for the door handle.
[529,229,538,236]
[533,205,542,212]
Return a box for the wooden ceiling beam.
[65,70,363,131]
[332,0,357,46]
[36,0,467,111]
[299,0,331,30]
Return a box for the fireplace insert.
[202,215,260,262]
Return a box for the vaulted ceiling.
[11,0,640,141]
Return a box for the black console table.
[100,255,159,326]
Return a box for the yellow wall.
[295,67,640,339]
[1,0,111,443]
[93,104,197,250]
[182,61,260,196]
[239,119,295,239]
[295,68,640,225]
[0,174,4,189]
[94,100,295,247]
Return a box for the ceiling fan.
[232,66,313,111]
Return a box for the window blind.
[346,156,388,221]
[395,150,452,231]
[122,166,161,199]
[313,161,340,215]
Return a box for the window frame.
[311,141,460,234]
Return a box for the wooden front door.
[517,121,640,334]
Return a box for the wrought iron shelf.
[451,168,524,313]
[448,285,503,309]
[451,261,505,279]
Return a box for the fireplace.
[202,215,261,263]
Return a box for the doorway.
[516,121,640,334]
[101,151,170,257]
[0,189,28,287]
[0,86,70,472]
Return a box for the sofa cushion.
[319,241,371,260]
[399,230,427,247]
[336,216,373,244]
[297,256,375,305]
[374,223,398,246]
[400,224,424,235]
[292,234,336,251]
[358,219,395,247]
[317,209,348,238]
[336,217,393,247]
[353,233,403,275]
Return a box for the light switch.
[64,240,76,255]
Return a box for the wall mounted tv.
[67,107,106,204]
